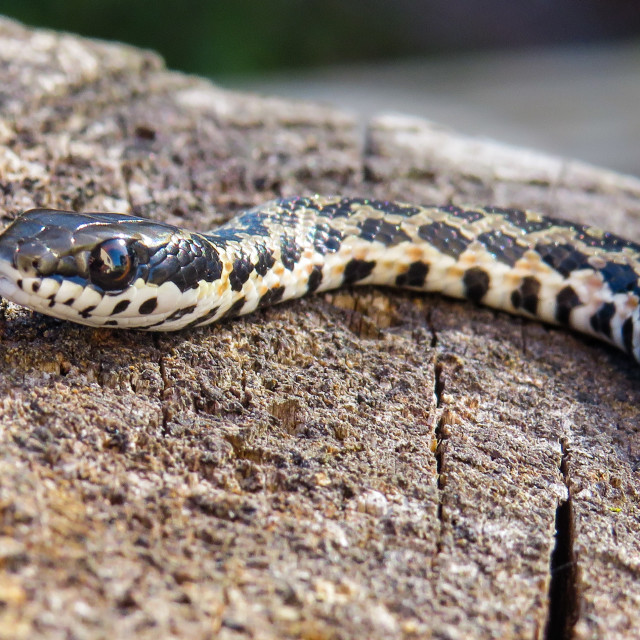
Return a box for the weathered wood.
[0,16,638,640]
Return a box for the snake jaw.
[0,264,26,310]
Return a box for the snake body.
[0,196,638,362]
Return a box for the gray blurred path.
[229,42,640,176]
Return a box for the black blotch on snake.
[555,286,581,325]
[112,299,130,315]
[307,265,323,293]
[343,259,375,285]
[396,261,429,288]
[229,256,254,291]
[463,267,490,303]
[418,222,471,258]
[511,276,541,315]
[589,302,616,338]
[139,297,158,315]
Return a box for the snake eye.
[88,238,137,291]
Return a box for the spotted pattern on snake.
[0,195,638,362]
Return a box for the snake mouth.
[0,259,25,302]
[0,259,196,329]
[0,270,50,323]
[0,257,104,326]
[0,274,20,304]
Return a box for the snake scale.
[0,196,638,363]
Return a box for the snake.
[0,196,638,362]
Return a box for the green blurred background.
[1,0,638,78]
[1,1,639,174]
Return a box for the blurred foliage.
[1,0,638,77]
[0,0,411,76]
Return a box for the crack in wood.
[425,308,439,349]
[545,440,579,640]
[433,356,447,555]
[153,333,171,438]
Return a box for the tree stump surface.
[0,17,638,640]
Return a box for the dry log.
[0,16,638,640]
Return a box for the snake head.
[0,208,210,329]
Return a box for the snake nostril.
[15,252,36,274]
